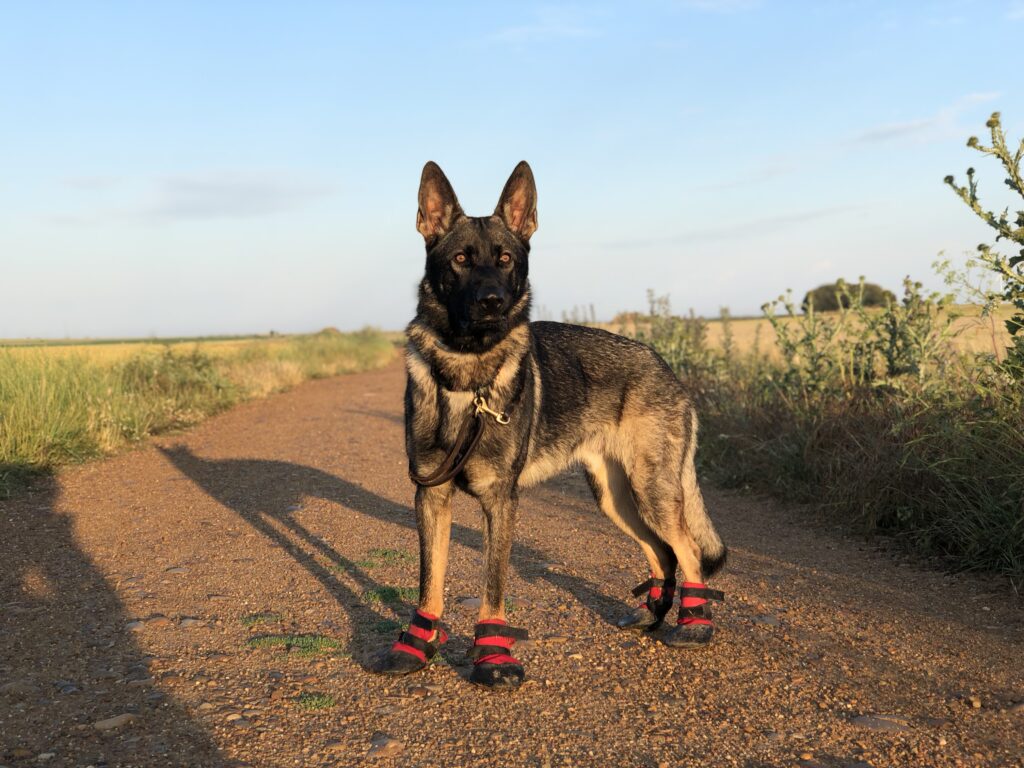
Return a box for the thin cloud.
[847,92,1000,146]
[604,204,866,249]
[1009,2,1024,20]
[145,171,334,220]
[490,6,601,44]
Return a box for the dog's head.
[415,161,537,350]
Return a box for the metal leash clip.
[473,395,510,425]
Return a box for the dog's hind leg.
[630,455,724,650]
[377,483,453,676]
[580,452,678,630]
[468,486,530,691]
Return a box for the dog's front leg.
[377,483,452,676]
[469,488,528,690]
[415,483,453,617]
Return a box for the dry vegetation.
[0,329,395,496]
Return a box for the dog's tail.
[682,409,727,578]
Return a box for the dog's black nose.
[475,285,506,315]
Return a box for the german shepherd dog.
[377,161,727,689]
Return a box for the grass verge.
[0,328,395,497]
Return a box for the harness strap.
[632,575,677,613]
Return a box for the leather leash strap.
[409,410,485,487]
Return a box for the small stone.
[367,732,405,758]
[94,713,136,731]
[1010,701,1024,713]
[36,754,55,762]
[127,677,154,687]
[269,688,285,701]
[799,753,813,761]
[11,749,33,759]
[567,652,583,660]
[126,621,145,632]
[225,713,243,721]
[851,714,911,732]
[179,618,204,628]
[55,680,80,695]
[147,616,173,628]
[165,566,189,574]
[198,702,216,711]
[544,635,569,645]
[968,695,982,709]
[752,614,781,626]
[409,686,430,698]
[458,597,482,610]
[232,718,253,728]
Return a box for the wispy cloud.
[490,6,601,44]
[604,204,866,249]
[847,92,1000,146]
[1009,2,1024,20]
[145,171,334,220]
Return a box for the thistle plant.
[945,112,1024,374]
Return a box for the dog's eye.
[453,253,466,265]
[499,252,512,264]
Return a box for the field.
[0,329,396,496]
[604,303,1016,359]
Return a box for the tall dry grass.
[0,329,395,496]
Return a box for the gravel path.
[2,360,1022,767]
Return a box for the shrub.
[945,111,1024,374]
[802,280,895,312]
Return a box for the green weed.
[295,692,336,711]
[246,634,343,656]
[363,586,419,605]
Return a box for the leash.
[409,391,510,487]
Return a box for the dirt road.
[2,360,1022,767]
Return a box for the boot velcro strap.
[678,586,724,602]
[631,577,667,597]
[474,623,529,641]
[410,611,440,631]
[396,631,439,659]
[678,605,712,620]
[468,643,519,661]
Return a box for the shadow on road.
[157,446,623,667]
[0,474,223,765]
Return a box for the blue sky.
[2,1,1022,338]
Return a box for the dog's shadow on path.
[158,446,621,672]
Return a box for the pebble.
[458,597,482,610]
[850,714,911,732]
[367,732,405,758]
[752,614,781,626]
[37,754,55,763]
[179,618,204,628]
[126,621,145,632]
[55,680,81,695]
[165,566,189,574]
[968,695,982,709]
[544,635,569,645]
[799,753,813,761]
[1010,701,1024,713]
[147,615,173,628]
[409,686,430,698]
[94,713,136,731]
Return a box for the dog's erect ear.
[417,162,463,242]
[494,161,538,240]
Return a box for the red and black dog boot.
[662,582,724,648]
[377,609,448,675]
[467,619,529,690]
[617,575,676,630]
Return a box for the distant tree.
[802,280,895,312]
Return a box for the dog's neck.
[407,283,532,393]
